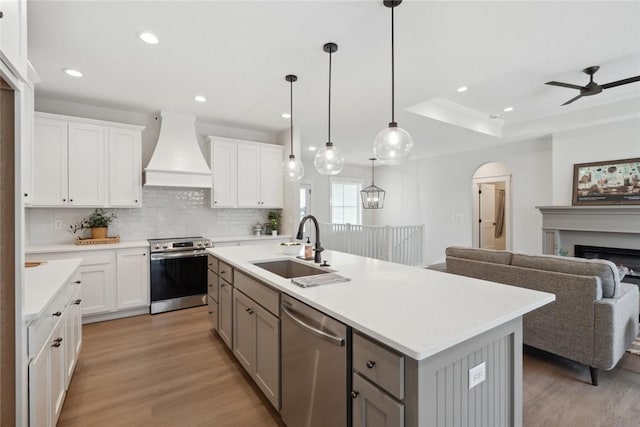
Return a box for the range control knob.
[162,244,169,249]
[154,244,160,249]
[203,241,211,247]
[196,241,202,247]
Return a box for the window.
[299,184,311,221]
[330,178,362,225]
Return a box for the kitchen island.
[207,244,554,427]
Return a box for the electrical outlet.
[456,213,465,221]
[469,362,486,390]
[54,220,62,230]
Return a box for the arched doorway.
[472,162,512,250]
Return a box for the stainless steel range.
[148,236,213,314]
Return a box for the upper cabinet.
[0,0,28,80]
[209,136,283,209]
[32,113,144,208]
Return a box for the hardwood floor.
[59,307,640,426]
[58,307,282,427]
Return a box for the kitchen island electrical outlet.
[469,362,486,390]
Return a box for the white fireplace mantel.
[536,205,640,255]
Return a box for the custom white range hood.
[144,111,212,188]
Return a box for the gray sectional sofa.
[444,246,639,386]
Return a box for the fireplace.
[575,245,640,285]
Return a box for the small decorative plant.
[69,209,117,238]
[268,211,282,232]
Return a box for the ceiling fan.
[546,65,640,106]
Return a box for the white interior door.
[479,183,496,249]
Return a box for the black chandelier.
[360,158,385,209]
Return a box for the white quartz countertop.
[207,234,291,243]
[26,240,150,254]
[208,245,555,360]
[24,258,82,322]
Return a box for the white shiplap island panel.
[207,245,553,361]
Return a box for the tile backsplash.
[26,187,269,246]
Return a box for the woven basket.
[75,236,120,245]
[91,227,108,239]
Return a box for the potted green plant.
[268,211,282,235]
[69,208,117,239]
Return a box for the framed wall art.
[572,157,640,206]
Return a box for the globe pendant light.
[361,158,385,209]
[283,74,304,182]
[314,42,344,175]
[374,0,413,165]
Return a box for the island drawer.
[207,269,219,302]
[353,332,404,400]
[28,288,68,359]
[234,270,279,317]
[208,255,218,274]
[219,261,233,284]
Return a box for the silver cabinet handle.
[366,360,376,369]
[351,391,359,398]
[281,304,344,347]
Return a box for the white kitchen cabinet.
[64,286,82,388]
[32,117,105,207]
[0,0,28,79]
[218,276,233,349]
[237,143,283,208]
[21,62,38,205]
[116,247,149,310]
[78,251,116,316]
[208,136,283,209]
[32,113,144,208]
[29,337,50,427]
[109,127,142,207]
[32,117,68,206]
[67,121,106,206]
[50,320,66,425]
[211,138,237,208]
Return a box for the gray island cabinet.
[207,245,554,427]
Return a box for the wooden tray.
[25,261,46,268]
[74,236,120,245]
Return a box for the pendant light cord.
[371,159,375,185]
[328,49,332,143]
[391,6,395,124]
[290,78,294,156]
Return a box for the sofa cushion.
[511,253,621,298]
[445,246,512,265]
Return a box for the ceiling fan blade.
[601,75,640,89]
[546,81,584,90]
[562,94,583,106]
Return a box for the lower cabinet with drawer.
[207,261,219,331]
[28,269,83,427]
[231,271,280,410]
[352,332,405,427]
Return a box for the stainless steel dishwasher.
[280,294,349,427]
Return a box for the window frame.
[329,176,363,225]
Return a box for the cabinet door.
[259,146,284,208]
[253,303,280,409]
[63,304,76,389]
[218,280,233,349]
[68,121,106,206]
[72,289,83,358]
[33,117,68,206]
[109,127,141,207]
[352,374,404,427]
[237,144,261,207]
[211,139,237,208]
[21,76,35,205]
[116,248,149,310]
[232,290,255,373]
[50,321,66,426]
[29,340,51,427]
[79,253,116,316]
[0,0,27,76]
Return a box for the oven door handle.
[150,251,208,261]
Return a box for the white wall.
[376,137,553,265]
[551,117,640,204]
[30,97,279,244]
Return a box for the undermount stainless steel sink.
[252,259,330,279]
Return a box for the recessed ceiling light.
[194,95,207,103]
[308,146,317,151]
[281,113,291,119]
[139,32,159,45]
[62,68,83,78]
[489,114,500,119]
[503,106,514,112]
[456,86,468,93]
